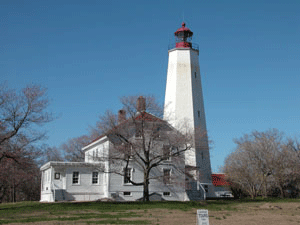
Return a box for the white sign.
[197,209,209,225]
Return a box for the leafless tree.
[44,146,64,162]
[223,129,300,199]
[62,135,91,162]
[0,83,53,202]
[94,96,195,201]
[278,139,300,197]
[0,132,42,202]
[0,83,53,163]
[0,155,41,202]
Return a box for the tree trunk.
[143,181,149,202]
[278,185,284,198]
[263,177,268,198]
[143,171,150,202]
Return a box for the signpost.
[197,209,209,225]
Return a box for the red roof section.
[174,22,193,36]
[135,112,163,122]
[212,174,231,186]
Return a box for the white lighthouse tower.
[164,22,214,199]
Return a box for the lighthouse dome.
[174,22,193,36]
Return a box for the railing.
[168,42,199,51]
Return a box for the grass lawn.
[0,198,299,224]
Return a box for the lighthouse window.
[195,72,197,78]
[198,110,200,118]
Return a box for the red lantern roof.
[174,22,193,36]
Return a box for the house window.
[72,172,79,184]
[163,192,171,196]
[204,185,208,193]
[94,149,98,161]
[198,110,200,118]
[153,127,160,139]
[92,172,98,184]
[124,192,131,196]
[163,169,171,184]
[163,145,171,161]
[92,149,98,161]
[135,124,142,138]
[124,168,132,184]
[54,173,60,180]
[195,72,197,78]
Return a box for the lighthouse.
[164,22,214,199]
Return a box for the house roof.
[135,111,164,122]
[211,173,231,186]
[83,111,169,150]
[40,161,103,171]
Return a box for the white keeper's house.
[40,22,216,202]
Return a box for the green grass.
[0,198,298,224]
[0,211,147,224]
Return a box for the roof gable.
[83,112,170,149]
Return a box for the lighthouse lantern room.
[174,22,193,48]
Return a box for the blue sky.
[1,0,300,172]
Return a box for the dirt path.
[146,202,300,225]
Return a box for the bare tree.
[223,148,264,199]
[223,129,300,199]
[62,135,91,162]
[94,96,194,201]
[0,83,53,163]
[0,156,41,202]
[278,139,300,197]
[0,134,42,202]
[44,146,64,162]
[0,83,53,202]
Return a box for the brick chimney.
[118,110,126,124]
[136,96,146,112]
